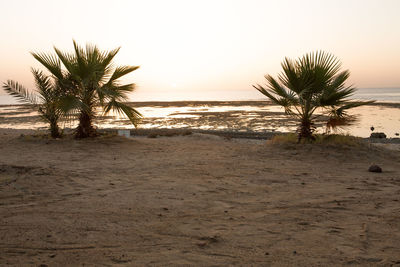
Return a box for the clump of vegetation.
[316,134,363,146]
[32,40,142,138]
[147,129,192,138]
[147,133,158,138]
[268,133,364,146]
[267,133,298,145]
[3,69,63,138]
[254,51,374,142]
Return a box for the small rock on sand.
[370,132,387,139]
[368,165,382,173]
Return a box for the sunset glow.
[1,0,399,101]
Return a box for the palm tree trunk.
[297,118,315,143]
[75,111,97,138]
[49,119,61,138]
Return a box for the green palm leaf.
[108,66,140,83]
[30,52,63,80]
[2,80,38,104]
[104,100,142,127]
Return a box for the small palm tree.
[3,69,63,138]
[253,51,373,142]
[32,40,142,138]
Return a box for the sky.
[0,0,399,101]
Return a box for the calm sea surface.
[352,88,400,103]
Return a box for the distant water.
[1,88,400,104]
[0,94,18,105]
[353,88,400,103]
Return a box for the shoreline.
[3,127,400,144]
[127,128,400,143]
[1,101,399,138]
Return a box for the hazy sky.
[1,0,399,101]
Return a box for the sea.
[0,88,399,138]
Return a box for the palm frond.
[97,83,135,106]
[31,52,63,79]
[253,84,283,106]
[72,40,86,70]
[325,106,356,132]
[57,95,84,114]
[2,80,38,104]
[96,85,123,105]
[104,100,142,127]
[108,66,140,84]
[113,83,136,92]
[302,51,342,79]
[101,47,120,66]
[336,100,375,114]
[278,57,302,94]
[31,68,53,100]
[325,100,374,132]
[54,46,78,77]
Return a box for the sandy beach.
[0,128,400,266]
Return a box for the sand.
[1,129,400,266]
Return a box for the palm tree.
[3,69,63,138]
[32,40,142,138]
[253,51,373,142]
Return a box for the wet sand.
[1,129,400,265]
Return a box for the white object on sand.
[117,129,131,138]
